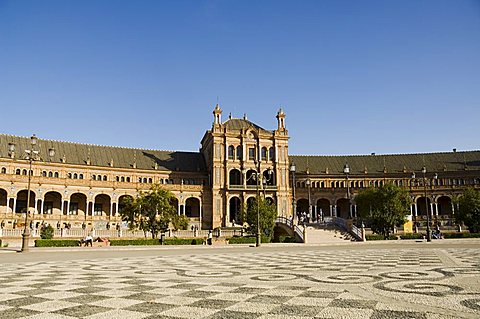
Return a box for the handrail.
[333,217,363,241]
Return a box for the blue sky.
[0,0,479,155]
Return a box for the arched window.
[126,177,130,182]
[73,173,78,179]
[54,172,59,178]
[143,178,147,183]
[148,178,153,183]
[68,173,72,179]
[269,147,275,161]
[97,175,102,181]
[103,175,107,181]
[22,169,27,175]
[93,175,97,181]
[79,174,84,179]
[1,167,6,174]
[16,169,21,175]
[120,176,125,182]
[229,169,241,185]
[42,171,47,177]
[261,147,267,161]
[48,171,53,178]
[228,145,234,160]
[116,176,119,182]
[236,146,242,160]
[138,177,142,183]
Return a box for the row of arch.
[229,169,275,186]
[297,178,480,189]
[227,145,275,161]
[0,188,202,228]
[293,195,454,220]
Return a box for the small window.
[1,167,6,174]
[103,175,107,181]
[228,145,234,160]
[116,176,119,182]
[148,178,153,183]
[126,177,130,182]
[236,146,242,160]
[68,173,72,179]
[42,171,47,177]
[248,148,256,160]
[73,173,78,179]
[269,147,275,161]
[143,178,147,183]
[16,169,21,175]
[261,147,267,161]
[79,174,83,179]
[139,177,142,183]
[121,176,125,182]
[48,171,53,178]
[97,175,102,180]
[22,169,27,175]
[93,175,97,181]
[54,172,59,178]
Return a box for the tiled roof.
[289,151,480,176]
[223,118,272,133]
[0,134,206,172]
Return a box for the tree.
[40,224,54,239]
[456,188,480,233]
[119,184,176,238]
[356,183,411,238]
[172,214,189,231]
[245,197,277,240]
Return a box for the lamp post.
[412,167,437,242]
[343,163,351,218]
[306,178,311,223]
[290,162,296,223]
[14,135,55,252]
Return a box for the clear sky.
[1,0,479,155]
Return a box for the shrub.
[109,238,204,246]
[275,236,299,243]
[443,232,480,239]
[35,239,80,247]
[227,236,271,244]
[40,225,54,239]
[164,238,203,245]
[0,239,2,247]
[365,234,397,241]
[109,239,161,246]
[400,233,424,240]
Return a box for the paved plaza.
[0,241,479,319]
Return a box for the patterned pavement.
[0,246,479,319]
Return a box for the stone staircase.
[305,224,354,244]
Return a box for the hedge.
[365,234,397,241]
[164,238,203,245]
[442,232,480,239]
[0,239,2,247]
[109,238,204,246]
[227,236,271,244]
[109,239,160,246]
[400,233,424,240]
[35,239,80,247]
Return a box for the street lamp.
[14,135,55,252]
[412,167,437,242]
[290,162,296,222]
[306,178,311,223]
[343,163,351,218]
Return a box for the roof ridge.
[290,150,480,157]
[0,133,199,154]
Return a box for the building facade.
[1,106,479,232]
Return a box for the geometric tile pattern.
[0,248,479,318]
